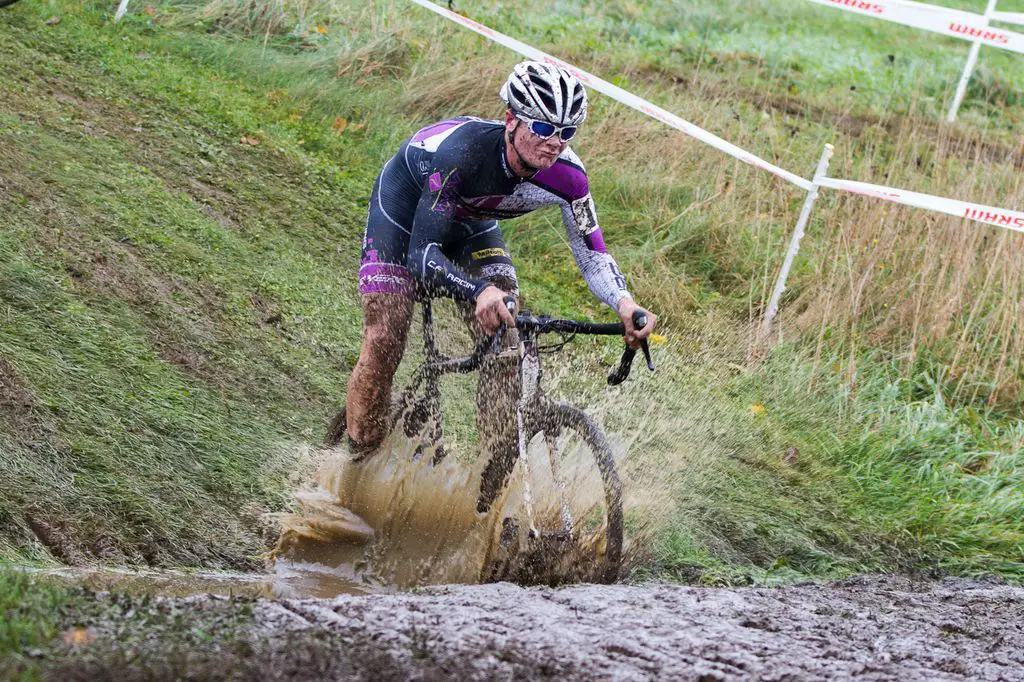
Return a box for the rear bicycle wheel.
[481,401,624,584]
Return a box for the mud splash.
[273,425,622,593]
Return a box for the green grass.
[0,569,72,679]
[0,0,1021,604]
[0,0,370,566]
[454,0,1024,128]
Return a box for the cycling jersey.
[359,116,630,309]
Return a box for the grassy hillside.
[0,0,1021,595]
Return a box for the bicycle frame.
[397,298,646,540]
[392,298,523,464]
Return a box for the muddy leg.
[346,294,414,449]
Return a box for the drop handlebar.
[458,298,654,384]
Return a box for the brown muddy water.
[16,438,1024,680]
[24,425,633,600]
[274,423,626,593]
[31,573,1024,681]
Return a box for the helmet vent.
[500,60,588,127]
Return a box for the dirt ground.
[38,573,1024,681]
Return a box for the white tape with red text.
[407,0,813,191]
[992,11,1024,25]
[408,0,1024,235]
[819,177,1024,233]
[806,0,1024,54]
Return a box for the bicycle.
[0,0,23,8]
[327,297,654,584]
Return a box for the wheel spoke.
[481,402,623,584]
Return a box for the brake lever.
[639,338,654,371]
[607,309,655,386]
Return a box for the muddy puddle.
[16,555,383,599]
[30,571,1024,681]
[273,424,626,594]
[16,427,633,601]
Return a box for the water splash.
[273,422,621,592]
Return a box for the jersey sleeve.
[561,192,631,311]
[405,164,490,302]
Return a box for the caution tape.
[407,0,812,191]
[992,11,1024,25]
[408,0,1024,236]
[805,0,1024,54]
[818,177,1024,233]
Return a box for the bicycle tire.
[481,402,624,584]
[0,0,22,8]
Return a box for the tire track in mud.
[249,575,1024,681]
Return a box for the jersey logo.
[427,259,473,291]
[471,247,509,261]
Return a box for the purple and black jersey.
[359,116,630,309]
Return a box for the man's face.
[504,110,570,171]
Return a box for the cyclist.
[345,60,657,457]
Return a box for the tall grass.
[792,121,1024,405]
[172,0,1024,407]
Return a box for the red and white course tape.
[805,0,1024,54]
[407,0,813,191]
[819,177,1024,233]
[408,0,1023,236]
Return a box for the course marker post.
[114,0,130,21]
[947,0,1000,122]
[761,144,834,339]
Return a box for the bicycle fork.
[515,333,575,542]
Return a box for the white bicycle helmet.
[500,61,588,126]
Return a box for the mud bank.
[38,574,1024,681]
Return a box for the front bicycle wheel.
[481,402,624,584]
